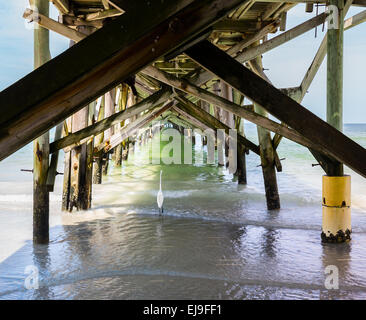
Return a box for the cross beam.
[185,40,366,178]
[0,0,246,161]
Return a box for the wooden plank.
[62,117,72,210]
[98,101,174,152]
[0,0,246,162]
[300,2,355,100]
[23,9,86,42]
[33,0,50,244]
[49,0,69,14]
[213,19,265,32]
[250,51,280,209]
[50,88,170,153]
[172,106,211,131]
[102,0,110,10]
[175,96,260,155]
[194,12,327,86]
[227,20,279,57]
[85,9,123,21]
[93,97,105,184]
[185,40,366,178]
[46,122,63,192]
[142,66,331,155]
[262,2,283,21]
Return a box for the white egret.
[157,170,164,215]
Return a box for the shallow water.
[0,123,365,300]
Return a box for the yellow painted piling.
[321,175,351,243]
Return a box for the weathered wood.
[142,66,333,156]
[49,0,69,14]
[68,26,96,211]
[85,100,96,206]
[115,85,128,166]
[270,7,364,153]
[213,19,268,32]
[101,0,110,10]
[262,2,283,20]
[62,117,72,210]
[85,9,124,21]
[93,97,105,184]
[299,2,356,100]
[97,101,174,153]
[46,122,63,192]
[23,9,85,42]
[102,88,116,175]
[0,0,246,162]
[250,51,280,209]
[280,11,287,31]
[33,0,50,244]
[172,106,211,131]
[232,89,247,184]
[193,12,328,86]
[185,40,366,178]
[227,21,279,57]
[327,0,345,176]
[175,96,260,155]
[50,88,171,153]
[69,101,88,211]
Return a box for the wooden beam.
[107,0,125,13]
[172,106,211,131]
[344,9,366,29]
[102,0,110,10]
[237,11,326,63]
[227,20,279,57]
[49,0,69,14]
[85,9,124,21]
[185,40,366,178]
[98,101,174,152]
[0,0,246,161]
[23,9,86,42]
[249,49,280,209]
[213,19,267,32]
[46,122,63,192]
[174,96,260,155]
[62,15,104,28]
[194,12,327,86]
[142,66,331,155]
[50,88,171,153]
[300,2,357,100]
[262,2,283,21]
[33,0,50,245]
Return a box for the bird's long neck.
[159,171,162,191]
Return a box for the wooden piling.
[327,0,344,176]
[233,89,247,184]
[62,118,72,210]
[93,97,105,184]
[102,88,116,174]
[33,0,51,244]
[68,26,96,210]
[115,84,128,166]
[252,52,280,210]
[322,0,349,243]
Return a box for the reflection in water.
[0,129,366,299]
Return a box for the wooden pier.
[0,0,365,243]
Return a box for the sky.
[0,1,365,123]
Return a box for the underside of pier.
[1,0,366,243]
